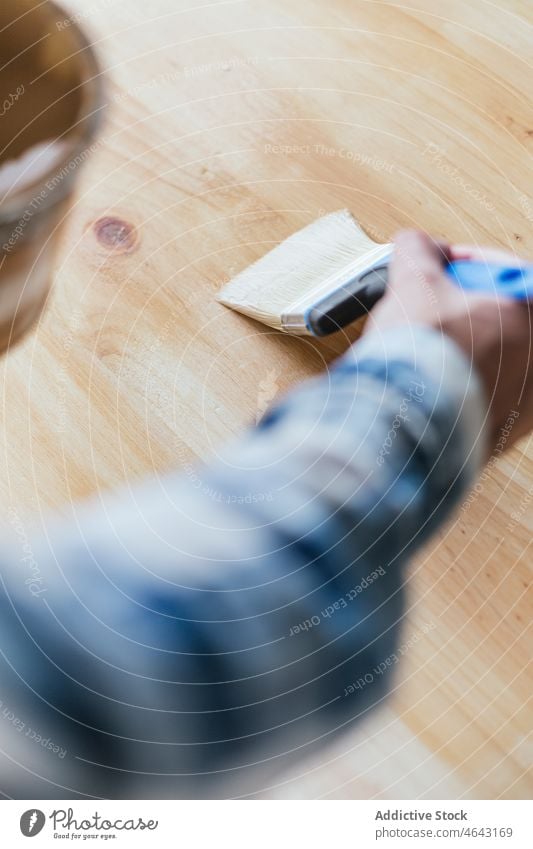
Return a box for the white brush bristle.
[217,210,389,331]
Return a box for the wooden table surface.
[1,0,531,799]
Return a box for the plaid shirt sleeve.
[0,325,487,798]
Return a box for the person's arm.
[0,232,528,800]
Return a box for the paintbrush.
[217,209,533,336]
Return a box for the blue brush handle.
[306,258,533,336]
[446,260,533,299]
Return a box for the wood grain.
[0,0,531,799]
